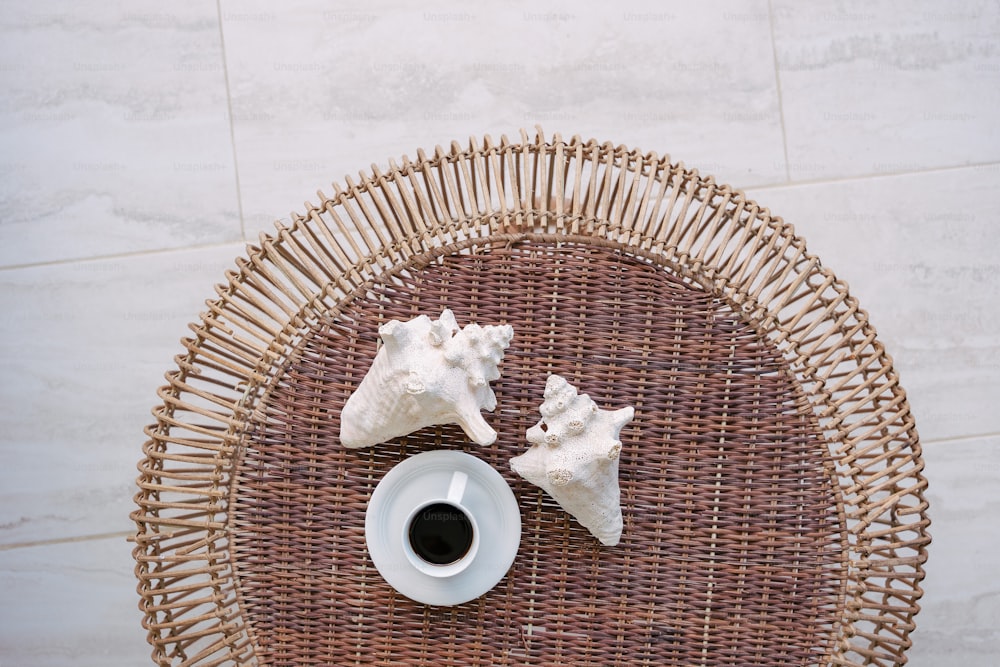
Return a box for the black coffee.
[408,502,474,565]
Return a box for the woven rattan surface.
[132,130,929,666]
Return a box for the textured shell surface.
[510,374,634,546]
[339,309,514,448]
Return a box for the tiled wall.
[1,1,997,664]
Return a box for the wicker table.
[132,130,929,666]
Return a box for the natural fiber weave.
[132,130,929,666]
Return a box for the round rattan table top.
[131,130,929,667]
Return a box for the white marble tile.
[745,164,1000,442]
[907,435,1000,666]
[0,2,241,267]
[220,0,785,238]
[0,536,149,665]
[772,1,1000,181]
[0,243,245,545]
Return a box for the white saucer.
[365,450,521,606]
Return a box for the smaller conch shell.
[510,374,634,546]
[339,309,513,448]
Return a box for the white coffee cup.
[365,450,521,606]
[400,470,480,577]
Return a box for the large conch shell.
[339,309,514,448]
[510,374,634,546]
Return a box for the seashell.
[339,309,514,448]
[510,374,634,546]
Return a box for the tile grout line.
[0,240,246,272]
[767,0,791,183]
[0,530,135,552]
[745,160,1000,193]
[921,431,1000,447]
[216,0,246,243]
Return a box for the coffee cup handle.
[446,471,468,505]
